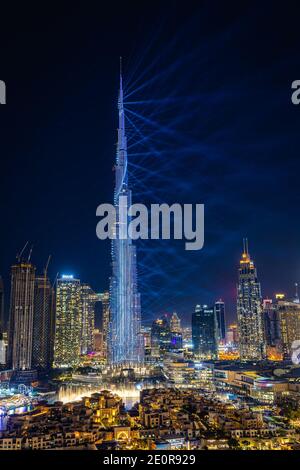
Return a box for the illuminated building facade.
[99,291,110,359]
[141,326,152,361]
[109,68,143,365]
[170,332,183,351]
[170,312,181,333]
[0,276,5,364]
[0,340,5,364]
[214,299,226,342]
[80,284,99,354]
[8,262,36,370]
[262,299,280,349]
[226,323,239,345]
[169,313,182,351]
[277,299,300,358]
[0,276,4,340]
[192,304,218,359]
[54,275,82,367]
[151,318,171,357]
[237,239,265,361]
[93,328,103,353]
[163,355,194,384]
[32,275,55,370]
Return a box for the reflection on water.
[51,383,140,410]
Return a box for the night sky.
[1,2,300,326]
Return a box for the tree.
[228,437,241,450]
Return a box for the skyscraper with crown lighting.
[237,239,265,361]
[109,64,144,365]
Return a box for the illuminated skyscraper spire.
[237,239,265,361]
[109,60,144,365]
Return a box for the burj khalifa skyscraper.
[109,63,144,365]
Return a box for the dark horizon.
[1,2,300,326]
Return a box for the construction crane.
[16,241,29,262]
[44,255,51,277]
[27,245,34,262]
[52,272,59,289]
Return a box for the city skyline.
[1,3,300,325]
[4,234,300,373]
[1,1,300,457]
[0,239,300,328]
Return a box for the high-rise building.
[237,239,265,361]
[32,275,55,370]
[0,276,4,340]
[170,332,183,351]
[226,323,239,346]
[0,340,5,365]
[0,276,5,364]
[262,299,282,360]
[93,328,103,354]
[262,298,281,348]
[170,312,182,333]
[54,275,82,368]
[141,326,152,360]
[109,67,143,365]
[8,262,35,370]
[214,299,226,342]
[81,284,99,355]
[0,332,8,366]
[151,318,171,358]
[99,291,110,360]
[192,304,218,359]
[277,298,300,359]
